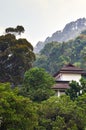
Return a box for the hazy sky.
[0,0,86,46]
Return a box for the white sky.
[0,0,86,46]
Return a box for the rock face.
[34,18,86,53]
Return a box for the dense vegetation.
[34,33,86,74]
[0,33,35,85]
[20,67,55,102]
[0,82,86,130]
[0,83,38,130]
[66,78,86,101]
[0,27,86,130]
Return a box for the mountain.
[34,18,86,53]
[34,32,86,74]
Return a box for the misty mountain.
[34,18,86,53]
[34,32,86,74]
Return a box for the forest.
[0,26,86,130]
[34,30,86,74]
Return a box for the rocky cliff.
[34,18,86,53]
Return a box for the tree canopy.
[0,83,38,130]
[35,95,86,130]
[0,26,86,130]
[5,25,25,35]
[0,33,35,85]
[1,81,86,129]
[20,67,55,102]
[34,33,86,74]
[66,78,86,100]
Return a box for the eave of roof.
[60,70,84,74]
[53,63,85,77]
[52,83,69,89]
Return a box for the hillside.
[34,32,86,74]
[34,18,86,53]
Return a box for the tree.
[0,33,35,85]
[5,25,25,35]
[34,34,86,75]
[5,27,15,33]
[15,25,25,35]
[80,46,86,68]
[66,78,86,101]
[20,67,55,102]
[76,93,86,114]
[66,81,81,101]
[0,83,38,130]
[80,78,86,94]
[36,95,86,130]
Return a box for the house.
[52,63,86,97]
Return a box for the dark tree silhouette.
[5,25,25,35]
[0,33,35,85]
[15,25,25,35]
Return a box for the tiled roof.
[52,82,69,89]
[61,63,83,71]
[54,63,85,77]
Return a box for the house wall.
[55,89,65,97]
[56,73,82,82]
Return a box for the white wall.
[55,90,65,97]
[56,73,81,82]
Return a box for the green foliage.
[52,116,66,130]
[0,33,35,85]
[34,34,86,74]
[76,93,86,113]
[0,83,38,130]
[36,95,86,130]
[20,67,55,102]
[66,78,86,100]
[80,46,86,66]
[0,83,86,130]
[80,78,86,93]
[66,81,81,101]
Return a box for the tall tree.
[20,67,55,102]
[0,33,35,85]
